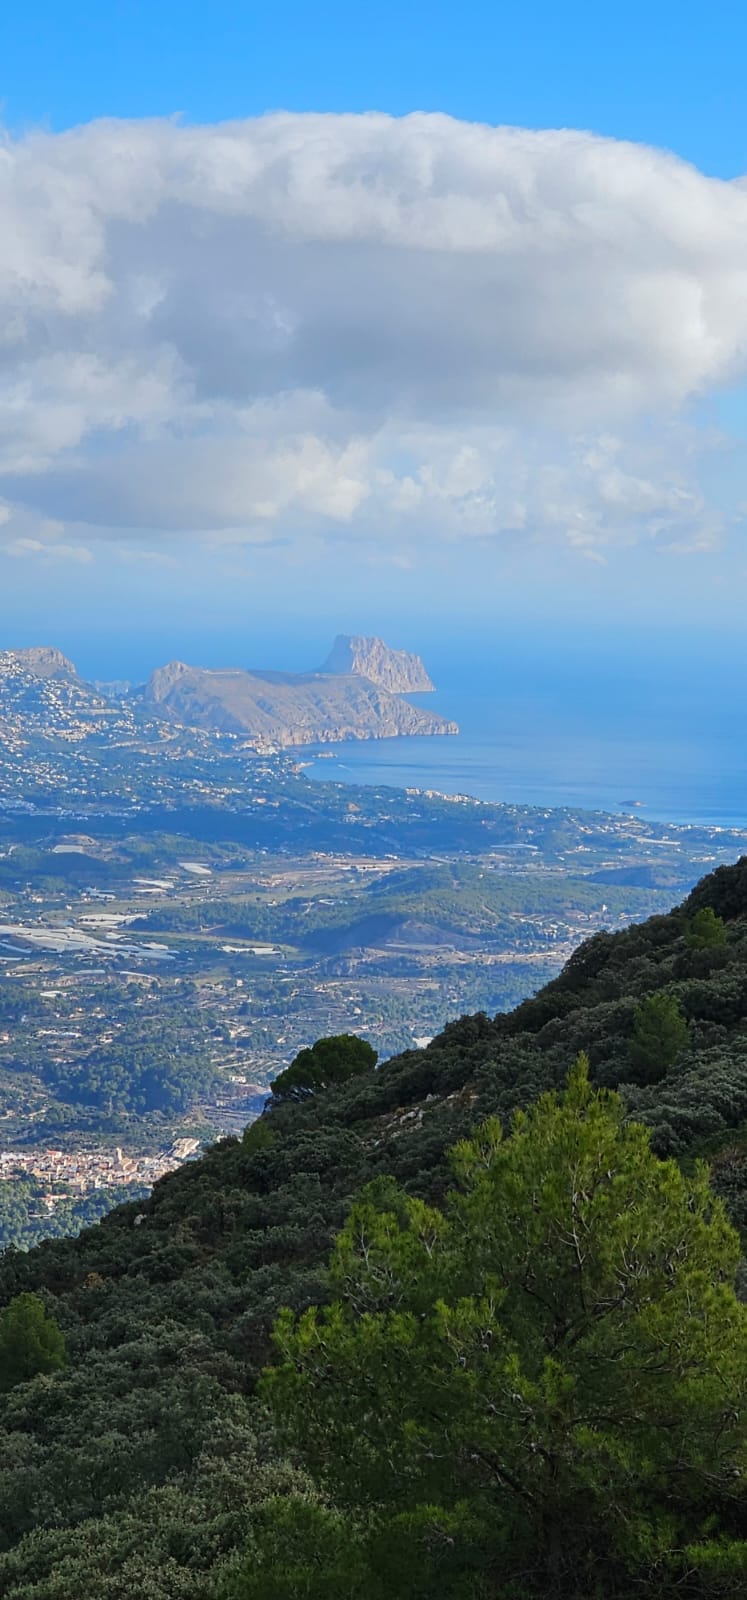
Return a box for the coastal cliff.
[143,659,457,746]
[320,634,435,693]
[0,639,457,750]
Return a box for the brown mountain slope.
[143,660,458,746]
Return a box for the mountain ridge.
[1,856,746,1595]
[142,658,457,746]
[0,638,458,749]
[2,646,79,680]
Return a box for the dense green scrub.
[0,859,746,1596]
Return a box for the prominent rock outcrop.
[0,639,456,751]
[144,661,457,747]
[7,647,79,680]
[319,635,435,694]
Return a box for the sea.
[48,621,747,831]
[302,627,747,830]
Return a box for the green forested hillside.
[0,858,747,1596]
[132,860,669,950]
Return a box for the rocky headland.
[1,638,458,750]
[319,634,435,694]
[143,654,457,747]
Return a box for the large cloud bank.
[1,111,746,563]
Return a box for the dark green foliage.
[270,1034,377,1103]
[1,857,747,1594]
[686,854,747,921]
[0,1292,66,1391]
[220,1496,485,1600]
[219,1498,373,1600]
[261,1065,747,1597]
[0,1398,311,1600]
[241,1118,275,1154]
[688,906,728,949]
[629,992,690,1083]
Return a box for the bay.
[304,627,747,829]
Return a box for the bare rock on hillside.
[320,635,435,694]
[8,647,79,680]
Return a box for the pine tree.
[0,1292,67,1392]
[630,991,689,1082]
[687,906,728,950]
[257,1060,747,1597]
[270,1034,377,1103]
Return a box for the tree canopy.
[260,1060,747,1598]
[0,1292,67,1392]
[270,1034,378,1103]
[688,906,728,950]
[629,991,689,1083]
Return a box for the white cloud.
[0,112,746,561]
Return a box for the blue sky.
[1,2,746,667]
[2,1,746,173]
[2,1,746,174]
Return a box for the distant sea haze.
[305,627,747,830]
